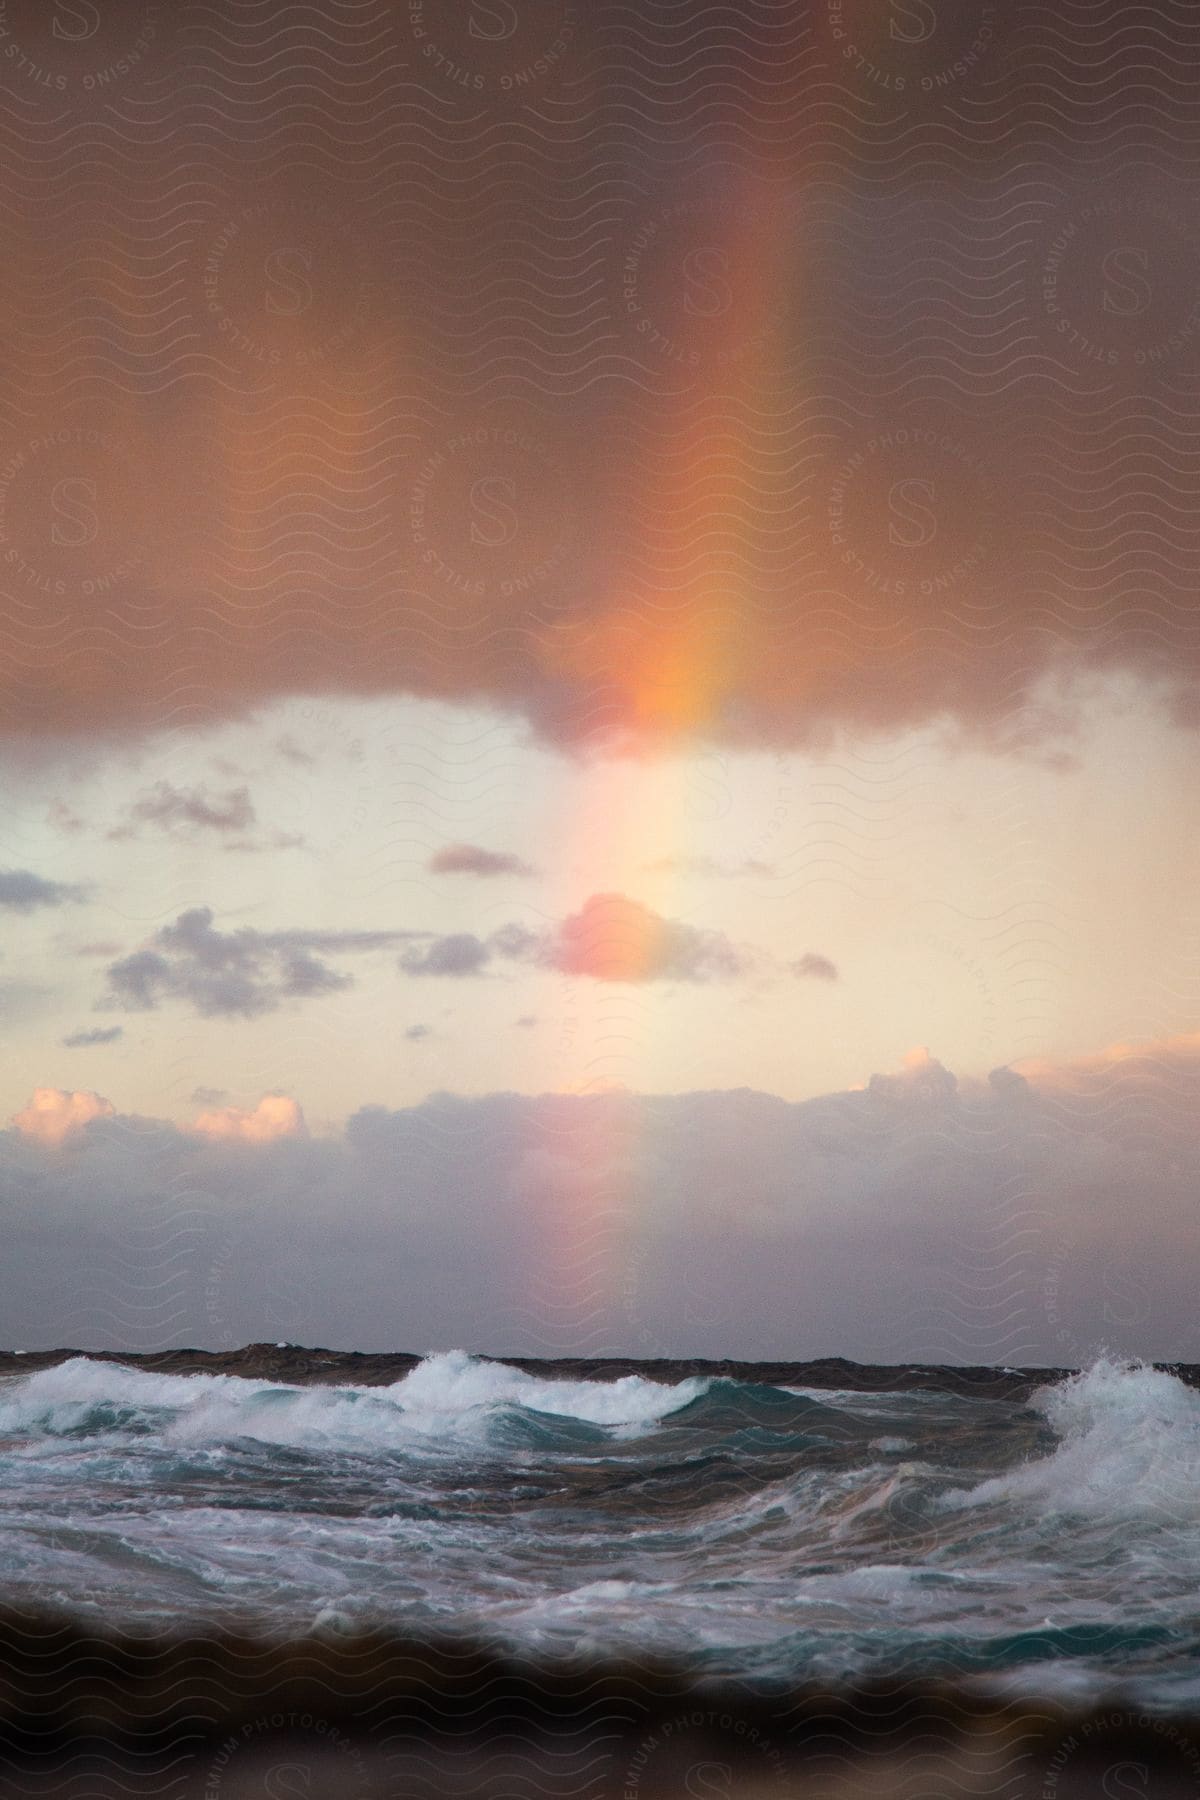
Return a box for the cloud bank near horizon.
[4,1034,1197,1366]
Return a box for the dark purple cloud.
[398,933,492,978]
[0,870,86,913]
[102,908,417,1019]
[62,1026,124,1048]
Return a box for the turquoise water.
[0,1351,1197,1709]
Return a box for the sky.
[1,0,1198,1359]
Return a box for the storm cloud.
[0,20,1197,763]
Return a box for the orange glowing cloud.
[191,1094,307,1143]
[551,892,748,983]
[0,62,1195,761]
[1013,1033,1200,1095]
[12,1088,115,1146]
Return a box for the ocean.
[1,1350,1197,1715]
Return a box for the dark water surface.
[1,1349,1198,1712]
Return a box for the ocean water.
[1,1352,1198,1710]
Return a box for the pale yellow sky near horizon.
[0,671,1194,1133]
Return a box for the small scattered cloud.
[397,894,758,985]
[516,1014,538,1028]
[116,782,255,838]
[62,1026,124,1049]
[102,907,416,1020]
[399,933,492,978]
[429,844,535,878]
[100,892,789,1018]
[0,870,86,913]
[110,783,301,854]
[793,953,839,982]
[191,1086,228,1107]
[12,1087,114,1146]
[190,1093,306,1144]
[404,1024,432,1041]
[550,892,750,983]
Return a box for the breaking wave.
[1,1352,1198,1709]
[0,1349,708,1451]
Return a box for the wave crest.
[0,1350,707,1453]
[953,1357,1200,1518]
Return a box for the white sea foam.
[388,1348,706,1429]
[0,1353,1197,1708]
[0,1350,705,1452]
[950,1358,1200,1519]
